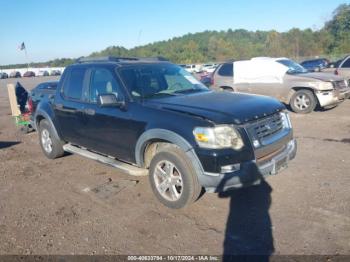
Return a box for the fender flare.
[135,129,202,170]
[287,87,318,104]
[35,109,61,140]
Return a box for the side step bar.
[63,144,148,176]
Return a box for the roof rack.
[76,56,169,63]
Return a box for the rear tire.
[148,144,202,209]
[290,89,317,114]
[39,119,65,159]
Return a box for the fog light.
[221,164,240,173]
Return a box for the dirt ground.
[0,76,349,256]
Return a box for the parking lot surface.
[0,77,349,255]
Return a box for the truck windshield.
[277,59,308,74]
[118,64,209,99]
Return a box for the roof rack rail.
[138,56,169,62]
[76,56,169,63]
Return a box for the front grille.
[333,80,348,90]
[249,113,283,140]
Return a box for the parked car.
[212,57,350,114]
[37,70,50,77]
[0,72,8,79]
[30,56,296,209]
[328,59,343,68]
[50,70,61,76]
[300,58,329,72]
[201,64,218,73]
[29,81,58,113]
[9,71,21,78]
[334,55,350,80]
[184,64,202,73]
[23,71,36,77]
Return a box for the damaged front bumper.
[199,139,297,193]
[316,88,350,108]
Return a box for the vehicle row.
[0,69,62,79]
[179,63,218,74]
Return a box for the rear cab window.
[39,82,57,90]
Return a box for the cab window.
[62,67,86,100]
[89,68,121,103]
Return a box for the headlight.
[323,82,334,90]
[280,111,292,129]
[309,82,333,90]
[193,125,244,150]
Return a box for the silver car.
[212,58,350,114]
[335,55,350,80]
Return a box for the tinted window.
[342,58,350,68]
[63,68,86,100]
[89,68,121,103]
[218,63,233,76]
[39,82,57,90]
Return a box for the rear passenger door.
[339,57,350,79]
[54,66,89,146]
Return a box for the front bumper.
[198,139,297,193]
[316,88,350,107]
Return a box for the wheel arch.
[35,110,61,140]
[135,129,194,168]
[287,87,319,105]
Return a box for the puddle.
[89,180,138,199]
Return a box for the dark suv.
[31,56,296,209]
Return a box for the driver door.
[79,66,134,160]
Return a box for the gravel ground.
[0,76,349,256]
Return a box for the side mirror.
[98,93,125,108]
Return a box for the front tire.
[39,119,65,159]
[290,89,317,114]
[149,144,202,209]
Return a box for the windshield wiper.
[143,92,178,99]
[174,88,205,94]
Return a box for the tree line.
[1,3,349,69]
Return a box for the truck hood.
[146,91,285,124]
[297,72,344,82]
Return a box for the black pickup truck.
[31,56,297,209]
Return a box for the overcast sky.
[0,0,346,65]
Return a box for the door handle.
[84,108,95,116]
[56,104,63,109]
